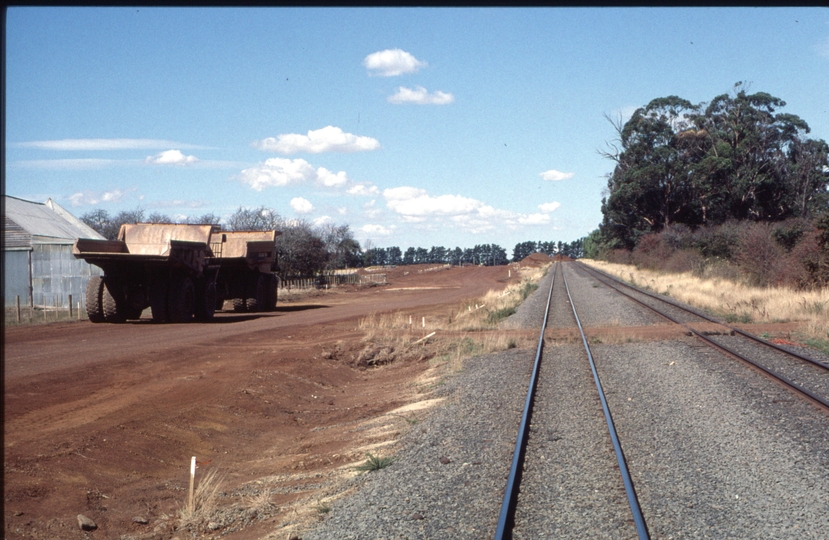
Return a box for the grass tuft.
[354,453,394,472]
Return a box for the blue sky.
[5,7,829,251]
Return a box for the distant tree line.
[80,205,579,277]
[592,83,829,253]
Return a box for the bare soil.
[3,264,518,540]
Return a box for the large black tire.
[167,275,195,323]
[149,276,169,323]
[102,277,126,323]
[194,279,216,322]
[85,275,105,323]
[265,274,278,311]
[246,273,268,312]
[232,297,247,312]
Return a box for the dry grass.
[178,468,225,531]
[581,259,829,349]
[355,264,548,370]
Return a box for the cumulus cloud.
[68,189,129,207]
[145,149,199,165]
[518,213,551,225]
[317,167,349,187]
[360,224,395,236]
[539,201,561,212]
[347,183,381,196]
[237,158,341,191]
[252,126,380,154]
[290,197,314,214]
[384,187,483,217]
[363,49,427,77]
[381,186,560,233]
[388,86,454,105]
[314,215,333,226]
[16,138,205,151]
[540,169,575,182]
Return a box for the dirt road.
[3,264,516,540]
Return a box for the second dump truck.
[73,223,281,323]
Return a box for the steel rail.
[561,264,651,540]
[578,262,828,372]
[494,262,557,540]
[576,263,829,412]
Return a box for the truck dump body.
[72,224,281,323]
[209,230,281,312]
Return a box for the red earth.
[3,264,521,540]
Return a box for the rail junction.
[495,261,829,539]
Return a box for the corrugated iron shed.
[3,195,104,245]
[3,195,105,308]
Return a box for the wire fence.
[5,294,90,326]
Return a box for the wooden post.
[189,456,196,511]
[16,296,21,323]
[69,294,73,318]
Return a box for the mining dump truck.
[209,230,281,313]
[73,223,280,323]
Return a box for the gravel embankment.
[301,347,534,539]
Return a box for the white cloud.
[68,189,129,207]
[363,49,427,77]
[317,167,349,187]
[237,158,318,191]
[381,185,561,233]
[347,183,381,196]
[145,149,199,165]
[384,187,483,217]
[252,126,380,154]
[360,224,395,236]
[538,201,561,212]
[290,197,314,214]
[337,207,348,215]
[518,213,551,225]
[14,159,119,170]
[16,138,205,151]
[314,215,333,226]
[388,86,454,105]
[540,169,575,182]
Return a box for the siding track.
[576,262,829,413]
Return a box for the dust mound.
[551,254,574,262]
[520,252,553,266]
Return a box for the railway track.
[497,262,649,539]
[575,261,829,413]
[496,260,829,539]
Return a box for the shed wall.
[4,250,31,306]
[27,244,102,308]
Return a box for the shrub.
[734,222,786,286]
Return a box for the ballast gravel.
[302,263,829,539]
[301,347,534,539]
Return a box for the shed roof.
[3,195,105,246]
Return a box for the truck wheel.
[168,276,195,323]
[149,277,169,323]
[194,279,216,321]
[246,273,268,312]
[232,298,247,312]
[102,277,126,323]
[85,275,105,323]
